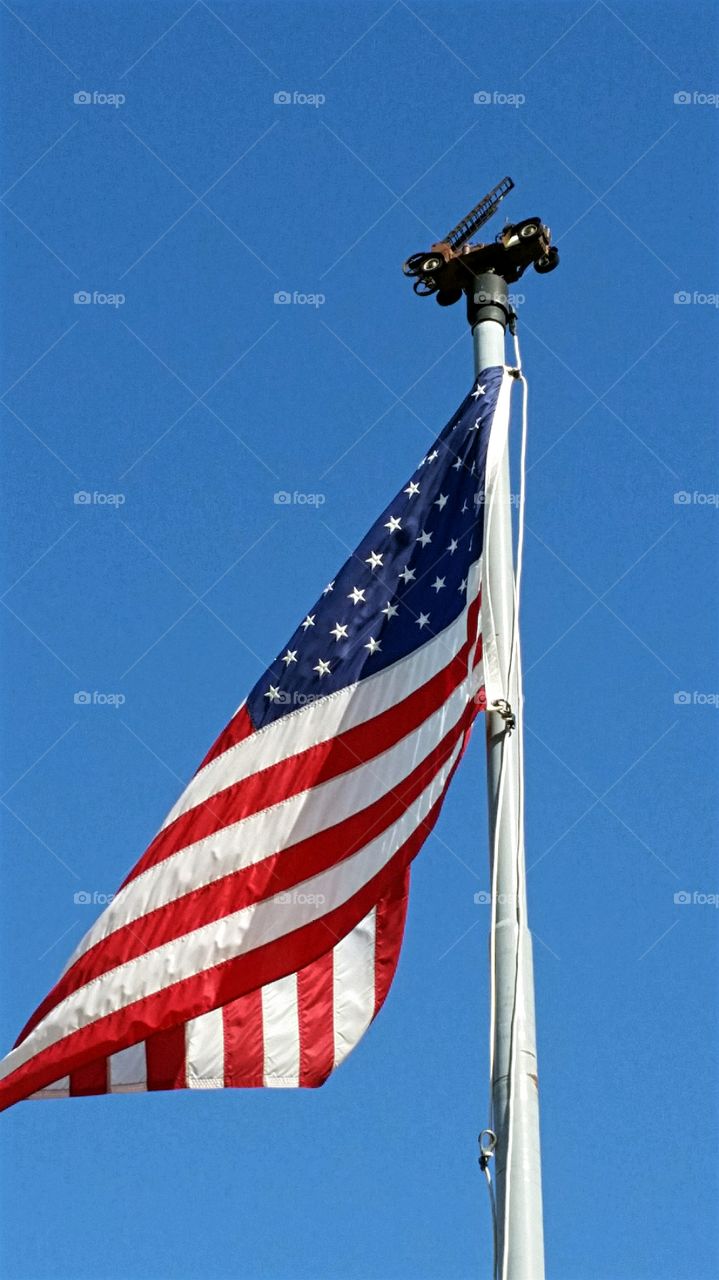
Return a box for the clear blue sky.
[1,3,717,1277]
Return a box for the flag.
[0,366,512,1111]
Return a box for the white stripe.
[109,1041,147,1092]
[333,909,376,1068]
[161,566,482,829]
[261,973,299,1086]
[185,1007,225,1087]
[65,656,482,970]
[2,739,462,1083]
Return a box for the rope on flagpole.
[482,326,530,1280]
[499,325,530,1280]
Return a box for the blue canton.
[247,366,503,728]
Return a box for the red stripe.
[124,603,480,889]
[17,702,476,1047]
[297,950,335,1087]
[70,1057,107,1097]
[0,747,464,1114]
[222,989,264,1087]
[146,1023,186,1090]
[197,704,254,773]
[373,868,410,1019]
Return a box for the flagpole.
[470,272,545,1280]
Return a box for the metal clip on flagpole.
[404,180,558,1280]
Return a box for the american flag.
[0,366,511,1110]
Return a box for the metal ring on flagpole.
[479,1128,497,1169]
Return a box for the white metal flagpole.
[401,181,558,1277]
[471,272,545,1280]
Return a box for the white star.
[452,457,462,470]
[348,587,366,605]
[431,575,446,593]
[434,493,448,511]
[471,383,486,400]
[381,602,398,620]
[384,516,402,533]
[313,658,331,678]
[471,418,482,432]
[323,580,335,595]
[330,623,348,641]
[416,612,430,630]
[399,566,416,584]
[365,550,383,570]
[301,614,315,630]
[459,577,468,593]
[461,500,468,514]
[417,529,432,548]
[281,649,297,665]
[364,637,381,655]
[447,539,458,554]
[427,449,439,464]
[404,482,420,497]
[264,684,281,702]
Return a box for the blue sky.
[1,2,717,1277]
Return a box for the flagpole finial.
[402,179,559,311]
